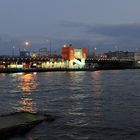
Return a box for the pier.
[86,58,135,70]
[0,44,139,73]
[0,56,137,73]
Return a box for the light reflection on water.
[92,71,102,96]
[0,73,6,76]
[91,71,103,124]
[1,70,140,139]
[18,73,37,93]
[18,97,35,113]
[17,73,37,113]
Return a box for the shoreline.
[0,67,139,73]
[0,68,96,73]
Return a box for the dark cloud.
[61,21,140,39]
[60,21,91,29]
[1,22,140,55]
[88,24,140,51]
[59,21,140,51]
[90,24,140,38]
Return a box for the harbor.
[1,70,140,139]
[2,1,140,140]
[0,43,140,73]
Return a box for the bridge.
[0,56,62,63]
[86,58,135,69]
[0,56,63,69]
[0,56,137,70]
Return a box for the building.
[105,51,134,60]
[61,44,87,68]
[20,51,30,58]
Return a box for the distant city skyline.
[0,0,140,55]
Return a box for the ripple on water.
[0,70,140,139]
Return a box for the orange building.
[61,45,74,61]
[82,48,87,59]
[61,44,87,68]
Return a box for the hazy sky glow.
[1,0,140,35]
[0,0,140,54]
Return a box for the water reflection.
[67,72,86,91]
[92,71,103,122]
[18,97,35,112]
[18,73,37,93]
[65,72,88,127]
[92,71,101,79]
[92,71,102,97]
[0,73,6,77]
[68,71,86,79]
[17,73,37,113]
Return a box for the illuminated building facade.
[0,44,87,69]
[61,44,87,68]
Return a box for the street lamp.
[115,45,119,59]
[12,46,15,56]
[94,47,97,58]
[24,41,29,51]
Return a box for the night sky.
[0,0,140,55]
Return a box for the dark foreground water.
[0,70,140,140]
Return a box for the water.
[0,70,140,139]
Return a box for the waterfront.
[1,70,140,139]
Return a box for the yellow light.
[18,73,37,93]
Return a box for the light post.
[87,45,90,57]
[115,45,119,59]
[24,41,29,51]
[94,47,97,58]
[12,46,15,56]
[135,48,138,52]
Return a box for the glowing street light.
[12,46,15,56]
[94,47,97,58]
[25,41,29,46]
[24,41,29,51]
